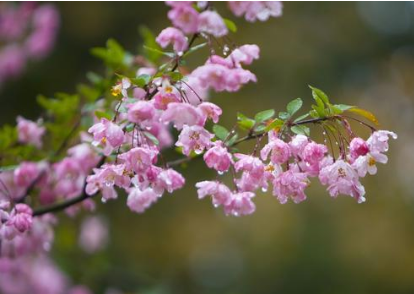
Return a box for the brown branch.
[33,156,106,217]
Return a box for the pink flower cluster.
[85,89,226,213]
[165,1,282,36]
[229,2,283,22]
[0,3,59,88]
[196,130,397,216]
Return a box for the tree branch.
[33,156,106,217]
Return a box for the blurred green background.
[2,2,414,294]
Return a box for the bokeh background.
[2,2,414,293]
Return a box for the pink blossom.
[272,167,309,204]
[181,75,209,105]
[207,55,234,68]
[234,154,265,178]
[85,164,130,202]
[302,142,327,165]
[367,130,397,153]
[25,5,60,59]
[156,27,188,53]
[88,118,125,156]
[7,204,33,233]
[144,121,174,149]
[234,154,269,192]
[349,137,369,162]
[161,102,202,129]
[118,147,158,173]
[176,125,214,155]
[16,116,45,148]
[261,137,291,164]
[127,187,159,213]
[168,5,199,34]
[229,1,283,22]
[197,102,222,124]
[127,100,156,123]
[198,11,228,37]
[78,216,108,253]
[319,159,366,203]
[153,92,180,110]
[14,162,40,188]
[192,63,257,92]
[165,2,194,8]
[300,141,328,176]
[227,2,250,17]
[155,168,185,193]
[195,181,232,207]
[352,152,388,177]
[67,143,100,173]
[289,134,309,156]
[203,141,233,173]
[53,158,85,198]
[228,44,260,67]
[137,67,156,77]
[350,131,396,177]
[0,171,26,201]
[224,192,256,216]
[0,45,26,86]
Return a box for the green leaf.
[223,18,237,33]
[331,104,354,114]
[238,120,255,130]
[278,111,290,120]
[86,72,103,85]
[237,112,256,131]
[91,39,126,69]
[309,85,330,104]
[265,118,284,132]
[166,71,183,82]
[139,26,162,63]
[311,96,326,117]
[254,125,267,132]
[254,109,275,123]
[95,110,112,120]
[291,125,310,136]
[309,110,319,118]
[183,42,207,57]
[226,134,239,146]
[293,113,310,123]
[213,125,229,141]
[143,131,159,145]
[287,98,303,116]
[347,107,379,126]
[77,84,100,102]
[131,74,151,87]
[0,165,18,172]
[144,46,175,58]
[125,123,135,133]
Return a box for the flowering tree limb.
[0,2,397,293]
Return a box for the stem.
[147,33,199,100]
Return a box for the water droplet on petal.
[261,187,268,192]
[101,198,107,203]
[217,171,224,175]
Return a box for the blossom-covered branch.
[0,2,397,293]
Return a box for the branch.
[147,33,199,100]
[33,156,106,217]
